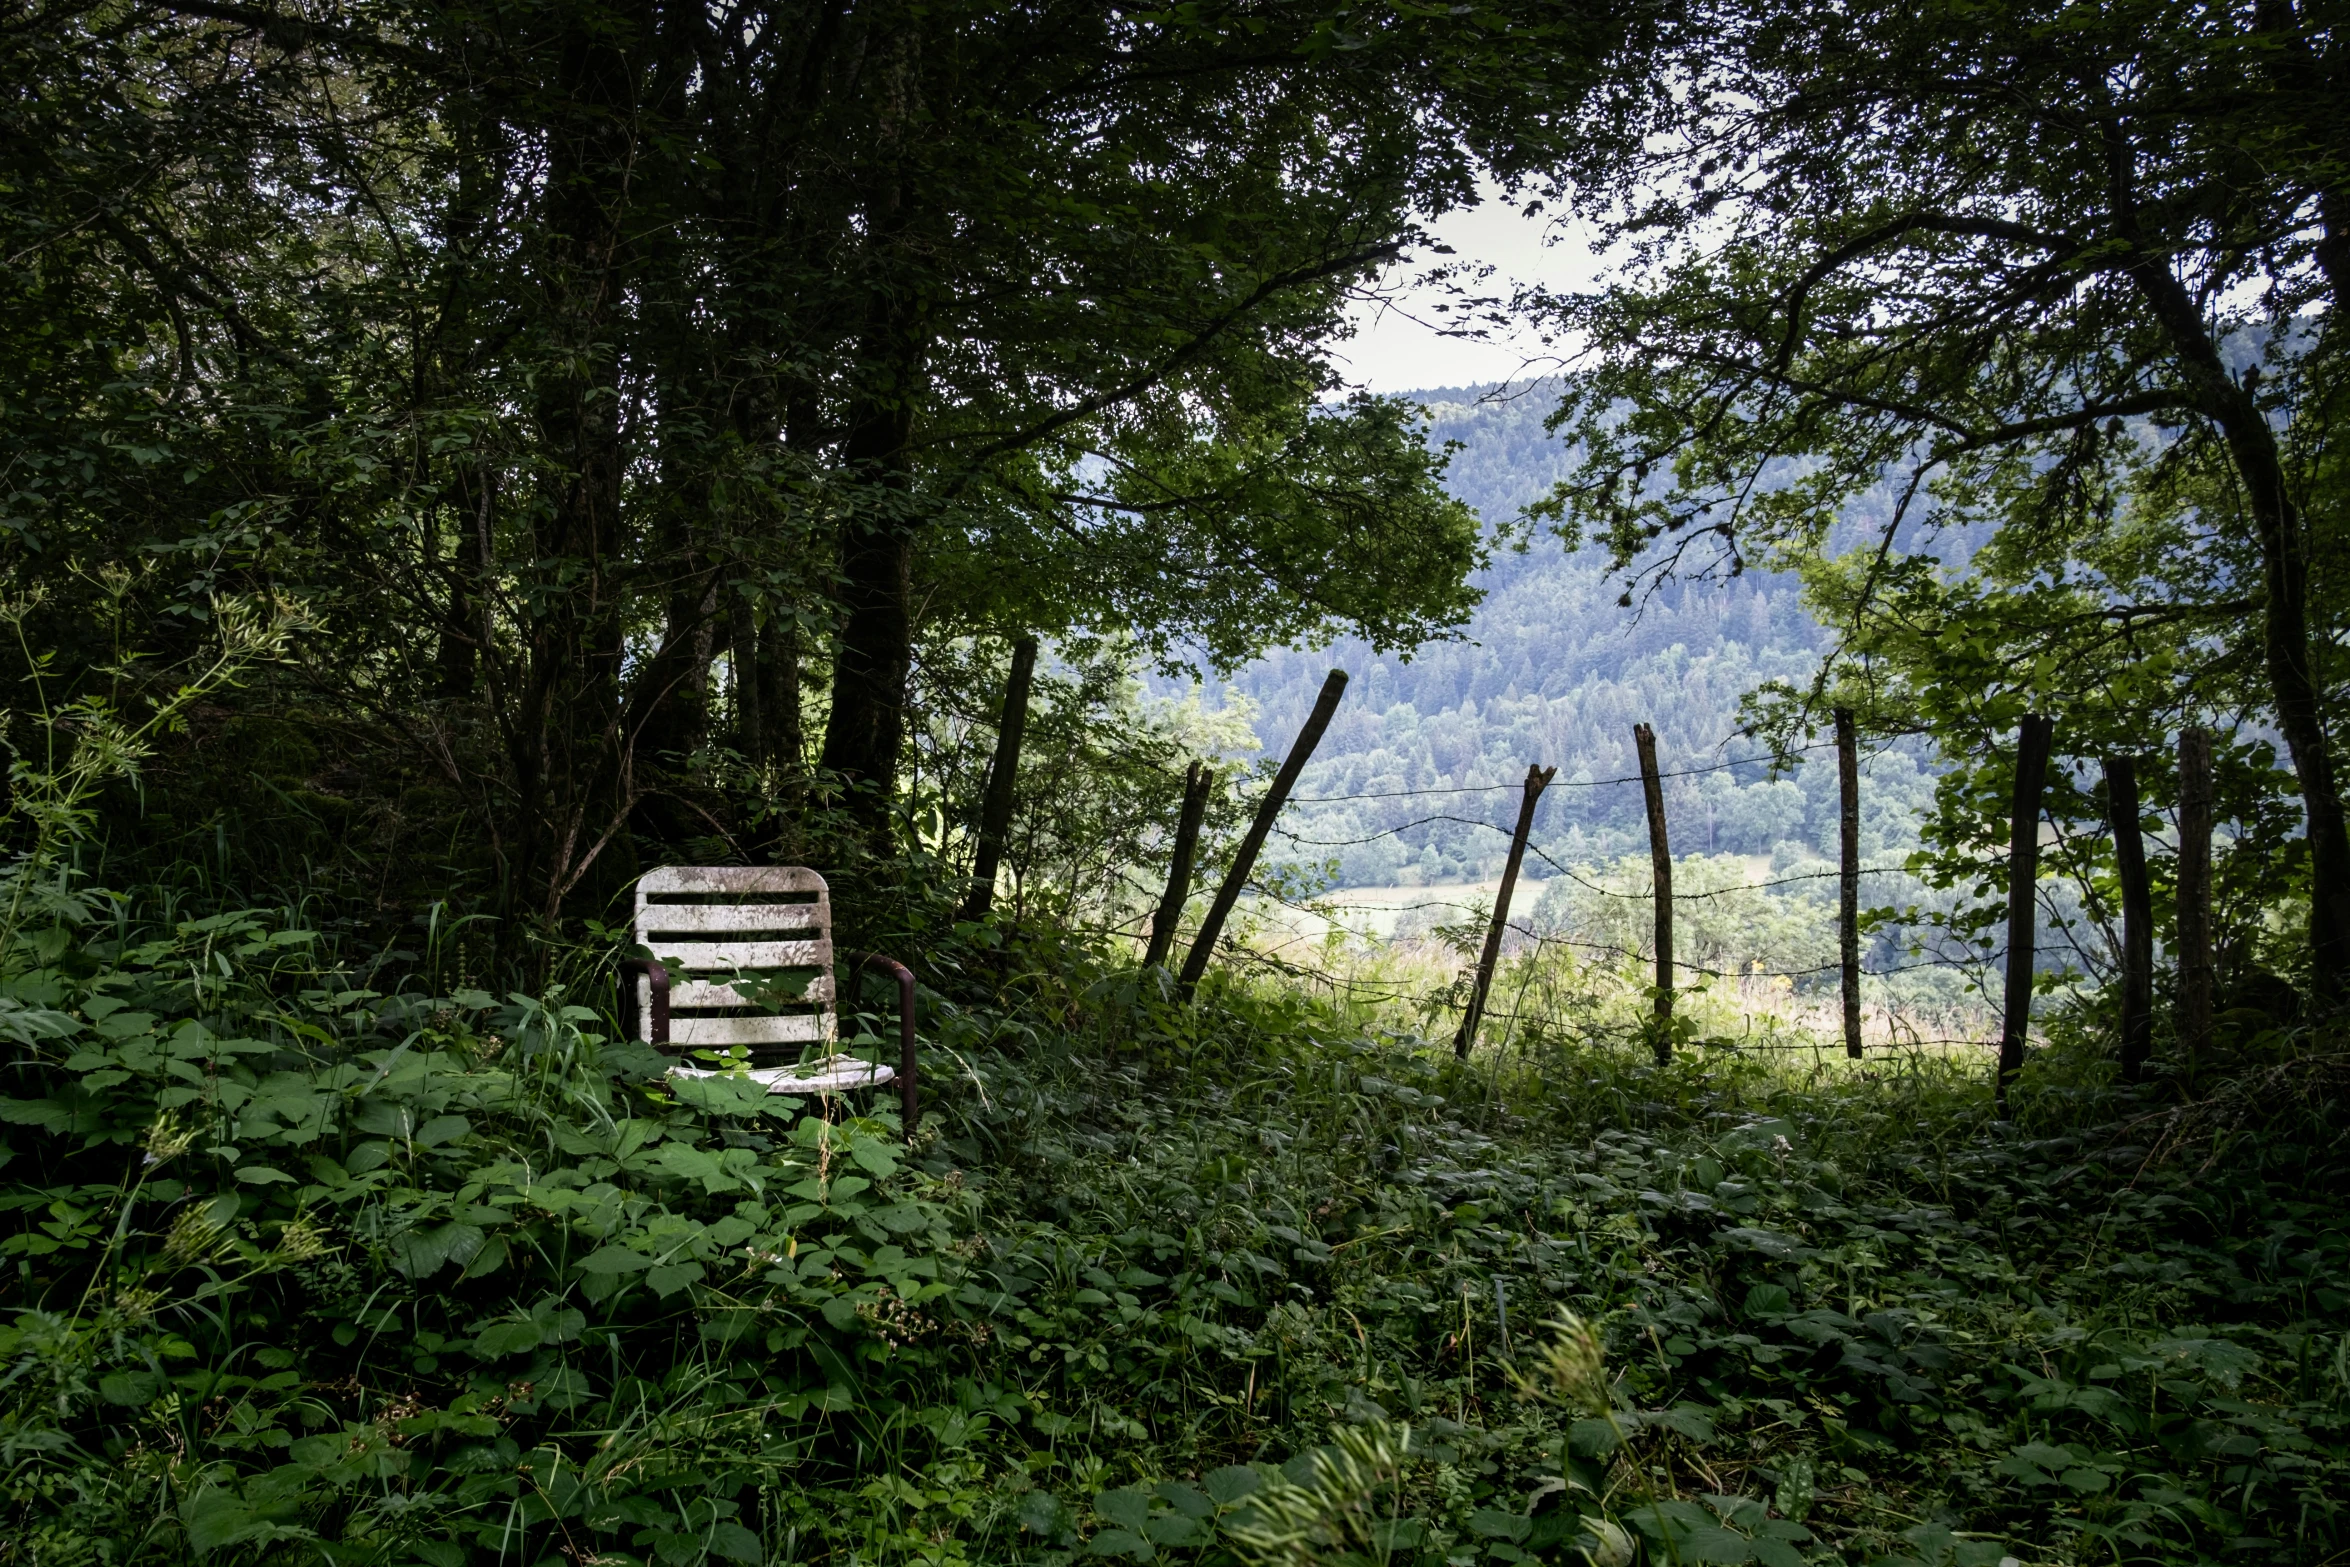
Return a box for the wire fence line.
[1073,833,1947,974]
[1272,811,1505,848]
[1220,771,1983,985]
[1232,878,1983,988]
[1493,921,1977,983]
[1267,808,1917,903]
[1053,732,1992,1020]
[1224,932,1993,1055]
[1285,737,1843,803]
[1518,841,1916,902]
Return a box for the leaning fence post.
[2176,727,2215,1064]
[1997,714,2056,1107]
[962,635,1038,920]
[1179,669,1348,998]
[1144,761,1213,971]
[1455,763,1557,1059]
[1633,722,1674,1063]
[2103,754,2154,1082]
[1835,707,1863,1061]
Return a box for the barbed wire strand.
[1285,738,1846,802]
[1270,810,1915,902]
[1235,880,1982,986]
[1221,944,1991,1056]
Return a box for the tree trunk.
[2177,726,2216,1062]
[815,22,930,851]
[963,635,1038,919]
[433,468,489,702]
[818,405,917,842]
[632,572,723,768]
[2126,253,2349,1006]
[1998,714,2056,1105]
[731,590,762,762]
[628,270,730,786]
[2103,754,2154,1082]
[767,609,803,776]
[500,12,648,936]
[815,281,927,846]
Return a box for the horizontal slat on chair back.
[640,865,829,895]
[670,975,832,1009]
[669,1013,832,1046]
[634,867,835,1053]
[637,903,827,935]
[639,938,829,971]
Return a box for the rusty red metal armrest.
[619,958,671,1045]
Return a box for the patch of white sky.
[1330,179,1622,395]
[1335,171,2324,400]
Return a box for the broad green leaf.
[573,1243,655,1274]
[708,1522,762,1564]
[1470,1508,1532,1540]
[648,1260,705,1297]
[1569,1418,1623,1456]
[1087,1527,1153,1560]
[414,1114,471,1147]
[1679,1525,1753,1564]
[1156,1482,1214,1519]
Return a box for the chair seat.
[668,1052,898,1096]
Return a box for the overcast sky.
[1332,187,1613,394]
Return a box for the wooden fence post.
[1835,707,1863,1060]
[2177,727,2215,1064]
[1144,761,1213,971]
[1454,764,1557,1059]
[962,635,1037,920]
[2103,754,2154,1082]
[1997,714,2056,1107]
[1633,722,1674,1064]
[1178,669,1349,997]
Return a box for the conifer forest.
[1,3,2346,1564]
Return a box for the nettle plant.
[0,904,976,1565]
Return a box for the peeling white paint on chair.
[628,866,892,1097]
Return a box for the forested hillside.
[1210,388,1937,887]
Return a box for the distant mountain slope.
[1207,386,1936,885]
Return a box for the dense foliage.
[0,0,1613,935]
[6,2,2349,1566]
[5,904,2345,1565]
[1528,0,2349,1005]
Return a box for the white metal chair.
[621,866,917,1129]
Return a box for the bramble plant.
[10,873,2344,1562]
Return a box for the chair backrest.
[633,866,834,1054]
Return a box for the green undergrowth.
[2,906,2346,1567]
